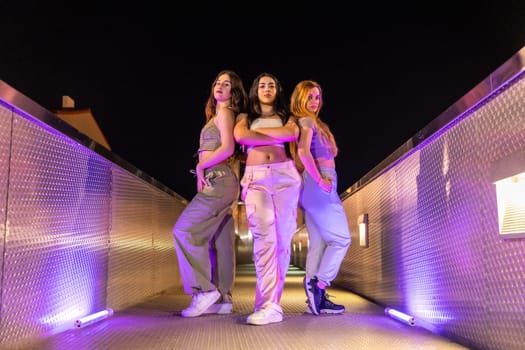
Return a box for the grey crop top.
[298,117,333,159]
[198,117,221,152]
[247,117,285,152]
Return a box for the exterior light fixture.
[490,151,525,239]
[74,308,114,328]
[385,307,415,326]
[358,214,369,247]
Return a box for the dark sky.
[2,1,525,200]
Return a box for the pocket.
[240,168,253,188]
[205,170,225,187]
[275,166,301,184]
[240,171,251,201]
[244,203,256,220]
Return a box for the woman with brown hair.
[173,70,247,318]
[234,72,301,325]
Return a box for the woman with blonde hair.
[290,80,351,315]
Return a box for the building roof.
[53,107,111,150]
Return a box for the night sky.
[2,1,525,200]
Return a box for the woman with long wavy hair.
[290,79,351,316]
[173,70,247,318]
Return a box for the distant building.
[53,95,111,150]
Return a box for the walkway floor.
[27,264,470,350]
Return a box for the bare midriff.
[199,150,229,166]
[246,145,289,166]
[315,157,336,169]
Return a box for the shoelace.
[324,292,336,300]
[189,293,200,306]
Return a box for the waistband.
[318,166,336,175]
[190,163,234,177]
[244,159,294,171]
[205,163,234,174]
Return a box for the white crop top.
[250,117,283,130]
[247,117,285,152]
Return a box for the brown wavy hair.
[204,70,248,122]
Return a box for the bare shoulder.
[285,115,300,127]
[287,115,298,123]
[236,112,248,122]
[214,107,235,125]
[216,106,235,119]
[298,116,315,128]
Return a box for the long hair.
[205,70,248,122]
[246,72,289,126]
[203,70,248,166]
[290,80,338,172]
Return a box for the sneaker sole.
[305,300,345,315]
[306,308,345,315]
[321,309,344,314]
[246,315,283,325]
[204,303,233,314]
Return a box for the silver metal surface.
[24,265,469,350]
[327,56,525,350]
[0,103,186,349]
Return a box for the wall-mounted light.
[490,151,525,239]
[385,307,415,326]
[74,308,113,328]
[358,214,369,248]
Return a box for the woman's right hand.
[195,166,210,192]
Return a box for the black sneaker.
[304,276,322,315]
[305,292,345,314]
[319,291,345,314]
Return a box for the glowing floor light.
[385,307,415,326]
[74,308,114,328]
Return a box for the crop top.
[298,117,333,159]
[249,117,283,130]
[247,117,285,151]
[198,117,221,152]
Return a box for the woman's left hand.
[318,177,332,193]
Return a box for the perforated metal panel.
[0,112,112,347]
[0,105,12,312]
[0,107,187,349]
[0,81,189,348]
[107,167,182,310]
[329,71,525,350]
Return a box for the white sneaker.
[246,307,283,325]
[204,302,233,314]
[181,290,221,317]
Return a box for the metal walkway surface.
[25,265,470,350]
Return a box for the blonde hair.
[290,80,338,163]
